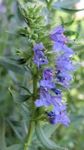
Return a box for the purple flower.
[40,68,55,89]
[33,43,48,67]
[34,26,76,126]
[52,88,61,95]
[50,26,64,35]
[50,96,66,114]
[50,26,75,88]
[53,42,74,56]
[43,68,53,81]
[55,53,74,87]
[50,26,74,57]
[40,80,55,89]
[33,43,44,51]
[35,88,51,107]
[50,26,67,44]
[35,88,66,119]
[56,54,74,72]
[47,111,70,126]
[56,71,72,88]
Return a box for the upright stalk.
[24,67,38,150]
[24,121,35,150]
[0,118,6,150]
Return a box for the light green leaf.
[7,120,23,141]
[43,123,59,138]
[60,8,84,13]
[6,144,23,150]
[35,122,67,150]
[9,88,31,103]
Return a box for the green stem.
[24,67,38,150]
[33,66,38,99]
[0,118,6,150]
[24,121,35,150]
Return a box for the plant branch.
[24,66,38,150]
[0,118,6,150]
[24,121,35,150]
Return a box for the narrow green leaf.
[7,120,23,141]
[64,30,79,38]
[6,144,23,150]
[35,122,67,150]
[43,124,59,138]
[0,57,25,74]
[60,8,84,13]
[9,88,31,103]
[60,18,74,26]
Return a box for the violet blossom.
[33,43,48,68]
[33,25,75,126]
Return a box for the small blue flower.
[47,111,70,126]
[50,26,74,57]
[56,71,72,88]
[55,53,74,87]
[50,26,64,35]
[43,68,53,81]
[56,54,74,72]
[51,96,66,113]
[50,26,67,44]
[35,88,51,107]
[35,87,65,114]
[53,42,74,56]
[40,80,55,89]
[52,88,61,95]
[33,43,44,51]
[40,68,55,89]
[33,43,48,67]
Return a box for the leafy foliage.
[0,0,84,150]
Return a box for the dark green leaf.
[0,57,25,74]
[9,88,31,102]
[60,8,84,13]
[64,30,79,38]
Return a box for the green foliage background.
[0,0,84,150]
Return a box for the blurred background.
[0,0,84,150]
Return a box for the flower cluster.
[50,26,74,88]
[33,26,75,126]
